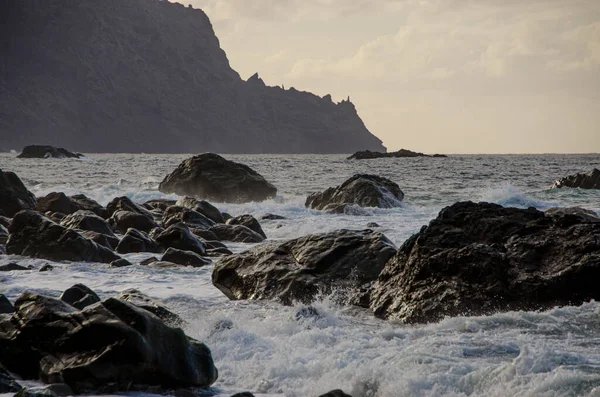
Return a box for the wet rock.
[261,213,286,220]
[545,207,599,222]
[176,197,225,224]
[6,210,120,263]
[106,196,155,219]
[16,384,73,397]
[39,264,53,272]
[226,214,266,239]
[143,199,177,212]
[294,306,321,320]
[80,230,120,250]
[162,206,215,230]
[348,148,444,160]
[116,288,183,326]
[0,169,36,217]
[370,201,600,323]
[155,223,207,256]
[366,222,381,228]
[0,223,7,244]
[110,258,133,268]
[60,284,101,310]
[324,204,372,216]
[212,229,397,305]
[318,390,353,397]
[116,228,163,254]
[209,224,265,243]
[69,194,107,218]
[0,294,14,314]
[159,153,277,203]
[140,257,159,266]
[60,210,115,236]
[0,245,4,255]
[0,215,10,228]
[0,292,217,392]
[230,393,255,397]
[45,211,66,223]
[17,145,83,159]
[552,168,600,189]
[111,210,158,233]
[0,263,30,271]
[222,212,233,221]
[35,192,80,215]
[0,364,22,393]
[306,174,404,211]
[162,248,211,267]
[206,247,234,257]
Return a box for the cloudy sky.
[188,0,599,153]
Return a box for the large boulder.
[106,196,155,219]
[158,153,277,203]
[209,224,265,243]
[60,210,115,236]
[162,248,211,268]
[212,229,397,305]
[0,295,14,314]
[175,196,225,224]
[16,145,83,159]
[6,210,119,263]
[116,228,162,254]
[369,201,600,324]
[305,174,404,211]
[35,193,80,215]
[226,215,266,239]
[155,223,207,256]
[0,292,217,393]
[552,168,600,189]
[162,206,215,230]
[0,169,36,217]
[69,194,107,218]
[60,284,101,310]
[80,230,120,250]
[111,210,158,233]
[116,289,183,326]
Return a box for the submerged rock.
[0,169,37,217]
[212,229,397,305]
[552,168,600,189]
[16,145,83,159]
[306,174,404,211]
[370,201,600,323]
[158,153,277,203]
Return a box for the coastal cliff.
[0,0,385,153]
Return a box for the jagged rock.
[159,154,277,203]
[226,215,266,239]
[16,145,82,159]
[6,210,119,263]
[319,390,353,397]
[69,194,107,218]
[45,212,66,223]
[60,284,101,310]
[0,292,217,392]
[261,213,286,220]
[162,248,211,267]
[212,229,397,305]
[116,228,162,254]
[35,192,80,215]
[209,224,265,243]
[111,210,158,233]
[0,223,7,245]
[545,207,599,222]
[0,364,22,393]
[39,264,53,272]
[143,199,177,212]
[106,196,155,219]
[176,197,225,223]
[60,210,115,236]
[0,295,13,314]
[110,258,133,268]
[0,216,10,228]
[116,289,183,326]
[552,169,600,189]
[0,169,36,217]
[0,263,30,271]
[190,228,220,241]
[370,201,600,323]
[163,206,215,230]
[348,149,446,160]
[155,224,207,255]
[80,230,120,250]
[207,247,234,257]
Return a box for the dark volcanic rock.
[162,248,211,267]
[552,168,600,189]
[116,228,162,254]
[209,224,265,243]
[163,206,215,230]
[370,201,600,324]
[60,210,114,236]
[69,194,107,218]
[348,149,446,160]
[0,169,36,217]
[0,364,22,393]
[159,154,277,203]
[176,197,225,224]
[6,210,119,263]
[0,292,217,392]
[0,294,14,314]
[306,174,404,211]
[226,215,266,239]
[60,284,101,310]
[155,224,207,255]
[17,145,82,159]
[212,229,397,305]
[35,192,80,215]
[111,210,158,233]
[116,288,183,326]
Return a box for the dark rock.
[159,154,277,203]
[80,230,120,250]
[324,204,372,216]
[552,168,600,189]
[148,261,183,268]
[190,228,220,241]
[0,223,7,245]
[261,213,286,220]
[16,384,73,397]
[45,212,66,223]
[106,196,155,219]
[163,206,215,230]
[0,263,30,271]
[306,174,404,211]
[0,169,36,217]
[176,197,225,224]
[35,192,80,215]
[370,201,600,323]
[212,229,397,305]
[39,264,54,272]
[0,216,10,228]
[318,390,353,397]
[111,210,158,233]
[0,292,217,392]
[545,207,599,222]
[6,210,120,263]
[226,215,266,239]
[207,247,234,257]
[149,226,165,240]
[69,194,107,218]
[140,257,159,266]
[162,248,211,267]
[116,228,163,254]
[0,295,13,314]
[0,364,22,393]
[209,224,265,243]
[60,210,115,236]
[348,149,445,160]
[16,145,83,159]
[0,245,5,255]
[230,393,255,397]
[143,199,177,212]
[294,306,321,320]
[155,223,207,256]
[366,222,381,228]
[222,212,233,221]
[60,284,101,310]
[110,258,133,268]
[116,289,183,326]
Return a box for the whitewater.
[1,153,600,397]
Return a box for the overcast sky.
[188,0,599,154]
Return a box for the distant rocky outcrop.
[16,145,83,159]
[0,0,385,154]
[552,169,600,189]
[348,149,446,160]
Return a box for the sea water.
[1,153,600,397]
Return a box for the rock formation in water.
[552,169,600,189]
[0,0,385,154]
[348,149,447,160]
[17,145,83,159]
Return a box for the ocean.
[1,153,600,397]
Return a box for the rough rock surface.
[60,284,101,310]
[16,145,82,159]
[155,224,207,255]
[226,215,266,239]
[552,168,600,189]
[116,289,183,326]
[162,206,215,230]
[159,154,277,203]
[60,210,114,236]
[111,210,157,233]
[0,364,22,393]
[0,224,7,245]
[370,201,600,323]
[35,193,80,215]
[0,169,37,217]
[69,194,107,218]
[162,248,211,268]
[212,229,397,305]
[0,292,217,392]
[116,228,162,254]
[209,224,265,243]
[176,197,225,224]
[306,174,404,211]
[6,210,119,263]
[0,295,14,314]
[106,196,155,219]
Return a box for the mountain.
[0,0,386,154]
